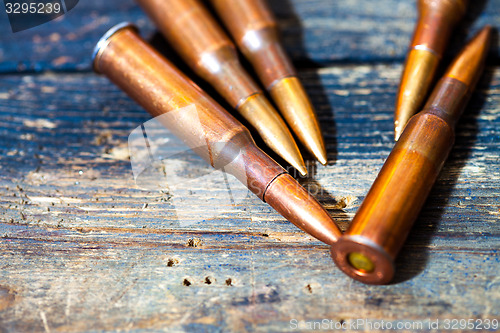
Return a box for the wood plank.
[0,225,498,331]
[0,67,498,235]
[0,65,498,331]
[0,0,499,73]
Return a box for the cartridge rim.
[331,235,395,285]
[92,22,138,73]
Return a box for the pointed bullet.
[445,26,492,90]
[238,93,308,176]
[394,0,468,140]
[136,0,307,175]
[332,26,492,284]
[270,77,328,165]
[209,0,328,165]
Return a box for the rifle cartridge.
[332,26,491,284]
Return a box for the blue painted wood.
[0,0,499,73]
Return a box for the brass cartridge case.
[332,26,491,284]
[92,23,342,245]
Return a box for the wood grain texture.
[0,65,498,331]
[1,0,499,331]
[0,0,499,73]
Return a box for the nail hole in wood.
[167,258,179,267]
[186,238,203,247]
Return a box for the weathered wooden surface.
[1,66,499,331]
[0,0,499,73]
[1,0,499,332]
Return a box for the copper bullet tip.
[265,173,342,245]
[446,25,492,86]
[271,77,328,165]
